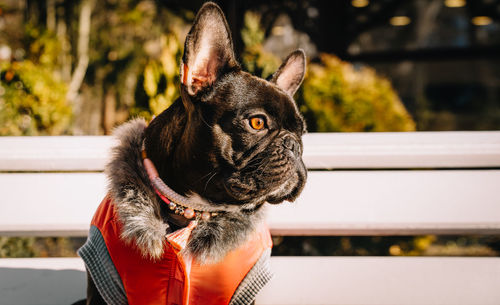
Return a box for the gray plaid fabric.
[229,248,273,305]
[78,225,128,305]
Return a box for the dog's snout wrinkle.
[282,135,302,158]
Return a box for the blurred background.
[0,0,499,257]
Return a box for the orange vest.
[89,196,272,305]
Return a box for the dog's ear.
[270,49,306,97]
[181,2,238,96]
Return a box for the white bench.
[1,132,500,305]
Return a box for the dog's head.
[145,2,306,209]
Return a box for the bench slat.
[257,256,500,305]
[268,170,500,235]
[2,170,499,236]
[1,131,500,171]
[303,131,500,169]
[0,136,114,171]
[1,257,499,305]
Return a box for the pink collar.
[142,150,217,221]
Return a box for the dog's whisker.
[203,171,218,193]
[196,170,216,182]
[200,114,214,130]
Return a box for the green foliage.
[272,235,499,257]
[24,24,62,67]
[241,12,281,79]
[87,0,168,126]
[0,237,35,258]
[0,60,71,136]
[0,23,72,136]
[299,54,416,132]
[89,4,191,122]
[0,237,82,258]
[31,237,80,257]
[133,33,183,119]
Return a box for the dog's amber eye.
[249,117,265,130]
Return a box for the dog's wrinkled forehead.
[205,72,305,135]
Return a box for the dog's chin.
[266,185,302,204]
[222,167,306,206]
[218,181,281,206]
[266,161,307,205]
[265,175,306,205]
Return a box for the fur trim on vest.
[105,119,265,263]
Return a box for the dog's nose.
[283,136,302,157]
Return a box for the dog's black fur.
[81,2,307,304]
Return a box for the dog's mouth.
[221,157,307,206]
[265,159,307,204]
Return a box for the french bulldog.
[78,2,307,305]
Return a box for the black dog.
[78,2,306,304]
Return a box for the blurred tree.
[78,1,192,134]
[272,235,499,257]
[4,0,191,134]
[0,236,85,258]
[0,237,35,258]
[0,28,71,135]
[32,237,79,257]
[66,0,93,105]
[132,31,184,120]
[300,54,416,132]
[241,11,281,79]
